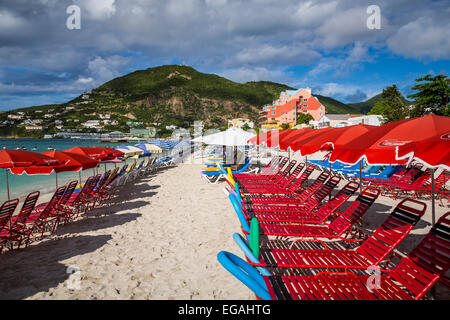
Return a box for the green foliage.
[280,123,290,130]
[296,113,314,125]
[241,123,251,131]
[407,74,449,117]
[368,85,409,123]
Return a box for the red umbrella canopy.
[9,150,99,175]
[289,124,376,156]
[279,127,332,151]
[0,149,63,168]
[329,114,450,166]
[277,128,314,150]
[265,129,295,148]
[248,131,273,146]
[92,146,125,160]
[64,146,111,161]
[395,116,450,170]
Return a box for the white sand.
[0,151,448,300]
[0,160,253,300]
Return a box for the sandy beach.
[0,152,448,300]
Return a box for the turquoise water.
[0,138,166,203]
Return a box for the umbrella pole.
[329,160,332,201]
[79,171,82,186]
[431,168,435,226]
[104,163,107,174]
[55,172,58,189]
[359,160,362,194]
[5,168,10,201]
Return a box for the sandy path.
[0,162,253,300]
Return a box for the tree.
[407,74,449,117]
[241,123,250,131]
[368,85,409,123]
[280,123,290,130]
[296,113,314,125]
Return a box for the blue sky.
[0,0,449,111]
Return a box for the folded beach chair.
[236,198,426,272]
[218,211,450,300]
[0,199,20,254]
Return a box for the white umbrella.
[192,127,256,146]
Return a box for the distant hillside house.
[259,88,326,128]
[228,118,254,129]
[130,127,157,139]
[82,120,103,129]
[25,125,43,130]
[8,114,24,120]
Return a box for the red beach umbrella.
[0,149,63,200]
[92,147,125,160]
[64,146,111,161]
[279,127,332,151]
[248,131,273,146]
[329,115,449,166]
[289,124,376,156]
[9,151,99,175]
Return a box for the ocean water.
[0,138,166,203]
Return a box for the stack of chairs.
[215,154,450,300]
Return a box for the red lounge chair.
[0,199,20,254]
[253,186,380,241]
[243,167,322,204]
[242,163,306,193]
[234,156,286,181]
[0,191,40,252]
[56,175,100,220]
[245,180,359,224]
[240,160,298,189]
[50,180,79,227]
[246,176,342,214]
[218,211,449,300]
[247,199,426,270]
[26,186,67,241]
[262,211,450,300]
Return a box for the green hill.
[314,95,361,114]
[348,93,413,114]
[0,65,294,137]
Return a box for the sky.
[0,0,449,111]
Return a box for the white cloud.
[220,66,291,84]
[86,55,131,83]
[76,0,116,20]
[387,16,450,60]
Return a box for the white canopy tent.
[191,127,256,146]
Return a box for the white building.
[347,115,383,126]
[82,120,102,129]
